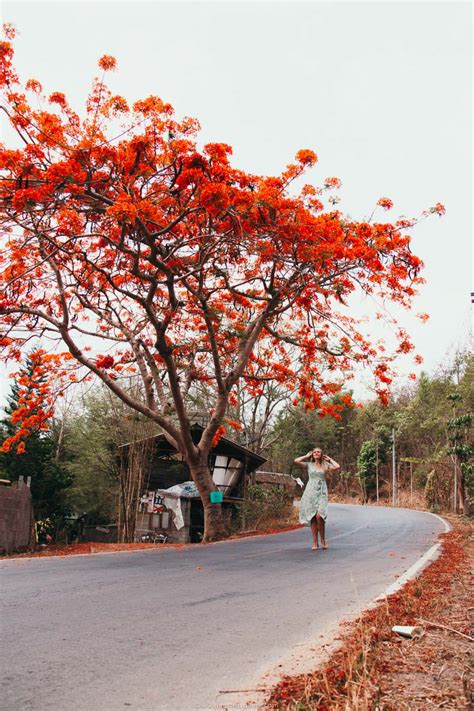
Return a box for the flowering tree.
[0,352,72,524]
[0,26,444,540]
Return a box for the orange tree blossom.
[0,26,444,540]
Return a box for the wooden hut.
[131,423,266,543]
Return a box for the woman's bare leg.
[317,514,327,549]
[310,516,319,549]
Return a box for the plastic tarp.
[157,481,199,530]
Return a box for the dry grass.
[331,489,431,512]
[265,517,473,710]
[328,493,363,506]
[252,507,300,531]
[392,489,429,511]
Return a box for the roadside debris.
[392,625,425,639]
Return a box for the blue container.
[210,491,223,504]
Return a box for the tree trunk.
[458,467,469,516]
[188,459,226,542]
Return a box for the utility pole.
[453,457,458,514]
[392,427,396,507]
[452,357,461,513]
[375,438,379,503]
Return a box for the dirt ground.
[1,541,183,557]
[266,516,473,710]
[2,520,303,558]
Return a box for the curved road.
[1,504,446,711]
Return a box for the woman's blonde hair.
[311,447,323,462]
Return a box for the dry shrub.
[329,492,363,506]
[330,489,427,511]
[396,488,428,511]
[237,485,295,532]
[425,463,454,513]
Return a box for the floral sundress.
[299,462,329,525]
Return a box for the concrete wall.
[0,484,33,555]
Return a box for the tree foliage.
[62,386,158,535]
[356,440,388,501]
[62,391,120,524]
[447,394,473,515]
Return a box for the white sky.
[0,0,472,402]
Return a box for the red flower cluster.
[324,176,342,189]
[295,148,318,166]
[377,197,393,211]
[95,355,115,370]
[98,55,117,71]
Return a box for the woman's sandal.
[311,543,319,550]
[321,542,328,550]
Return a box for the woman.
[294,448,340,550]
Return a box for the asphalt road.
[1,504,446,711]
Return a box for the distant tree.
[63,391,120,525]
[447,393,472,515]
[356,441,377,501]
[356,439,389,502]
[398,372,452,461]
[0,353,72,526]
[234,379,291,457]
[63,386,158,539]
